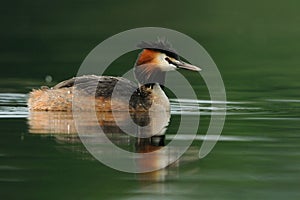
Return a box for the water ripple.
[0,93,297,120]
[170,98,261,116]
[244,117,300,121]
[0,93,27,105]
[266,99,300,103]
[0,178,25,182]
[0,165,21,170]
[166,134,274,142]
[0,93,28,118]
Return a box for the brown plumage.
[28,75,153,111]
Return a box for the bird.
[27,40,201,112]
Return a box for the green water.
[1,0,300,199]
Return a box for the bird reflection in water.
[28,110,179,181]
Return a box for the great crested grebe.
[28,41,201,112]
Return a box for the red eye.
[165,57,172,64]
[165,57,178,67]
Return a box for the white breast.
[150,83,170,112]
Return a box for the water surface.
[0,89,299,199]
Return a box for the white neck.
[149,83,170,112]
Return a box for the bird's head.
[134,40,201,86]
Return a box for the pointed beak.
[177,61,201,71]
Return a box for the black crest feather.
[137,38,180,60]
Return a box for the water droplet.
[45,75,53,83]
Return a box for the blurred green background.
[1,0,299,99]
